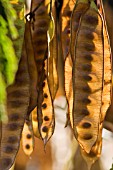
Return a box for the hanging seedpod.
[62,0,75,127]
[37,60,55,145]
[80,0,112,168]
[72,0,104,153]
[24,19,38,117]
[65,0,89,128]
[22,117,34,156]
[70,0,89,62]
[0,25,30,169]
[61,0,75,60]
[47,0,58,100]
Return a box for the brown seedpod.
[37,60,55,145]
[47,2,58,100]
[70,0,90,61]
[80,0,112,168]
[65,0,90,128]
[61,0,75,60]
[0,23,30,170]
[72,0,104,154]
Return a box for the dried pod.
[22,117,34,156]
[47,2,58,100]
[61,0,75,59]
[0,24,30,169]
[64,55,73,127]
[81,124,102,170]
[32,107,41,139]
[65,0,89,128]
[72,0,104,153]
[70,0,89,61]
[37,60,55,145]
[81,1,112,168]
[25,20,38,117]
[30,0,50,63]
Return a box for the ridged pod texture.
[73,5,104,153]
[65,0,89,128]
[81,4,112,168]
[31,0,50,62]
[70,1,89,61]
[0,40,30,170]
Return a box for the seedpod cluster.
[0,0,112,169]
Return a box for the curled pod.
[32,107,41,139]
[72,0,104,154]
[70,0,89,62]
[65,0,89,128]
[0,24,30,170]
[37,60,55,145]
[61,0,75,60]
[22,117,34,156]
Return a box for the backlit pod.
[81,124,102,170]
[81,1,112,168]
[38,60,55,145]
[64,55,73,127]
[65,0,89,128]
[32,107,41,139]
[22,117,34,156]
[70,0,89,62]
[47,1,58,100]
[0,25,30,170]
[61,0,75,60]
[72,0,104,153]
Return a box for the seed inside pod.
[81,109,90,115]
[42,126,48,132]
[26,134,32,139]
[84,55,93,61]
[44,116,49,121]
[7,123,20,131]
[7,136,18,143]
[82,64,92,72]
[2,158,12,169]
[42,103,47,109]
[82,122,91,128]
[83,134,92,140]
[83,75,92,81]
[82,98,91,104]
[9,113,20,121]
[44,93,48,98]
[25,144,30,149]
[82,86,91,93]
[3,146,14,153]
[42,82,45,87]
